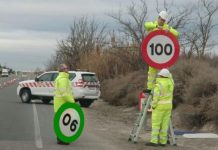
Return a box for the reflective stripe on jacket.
[151,77,174,110]
[54,72,75,112]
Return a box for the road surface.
[0,76,136,150]
[0,75,217,150]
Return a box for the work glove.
[147,107,153,112]
[143,89,151,94]
[157,25,170,33]
[157,26,163,30]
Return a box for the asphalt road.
[0,76,132,150]
[1,76,218,150]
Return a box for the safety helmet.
[158,68,170,77]
[159,11,168,20]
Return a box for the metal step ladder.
[128,93,177,146]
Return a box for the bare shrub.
[78,47,142,81]
[178,104,208,129]
[101,77,128,106]
[101,70,145,106]
[183,63,218,104]
[206,94,218,124]
[173,57,218,129]
[170,57,206,107]
[209,55,218,68]
[178,94,218,130]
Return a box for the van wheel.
[20,89,31,103]
[41,98,51,104]
[79,99,94,107]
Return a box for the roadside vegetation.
[101,56,218,131]
[46,0,218,131]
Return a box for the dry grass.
[77,48,143,81]
[170,57,218,130]
[101,70,146,106]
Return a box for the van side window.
[38,73,53,81]
[69,73,76,81]
[51,73,58,81]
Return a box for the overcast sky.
[0,0,217,71]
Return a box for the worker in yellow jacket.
[144,11,179,93]
[145,68,174,147]
[54,63,75,145]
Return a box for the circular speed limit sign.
[141,30,180,69]
[54,103,84,143]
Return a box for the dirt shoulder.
[84,99,218,150]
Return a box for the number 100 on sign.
[147,35,174,64]
[141,30,180,69]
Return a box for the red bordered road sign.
[141,30,180,69]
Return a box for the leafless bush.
[209,55,218,68]
[101,70,145,106]
[184,71,218,105]
[170,57,203,107]
[77,46,142,81]
[173,57,218,129]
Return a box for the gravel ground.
[86,99,218,150]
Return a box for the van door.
[34,73,53,96]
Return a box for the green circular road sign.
[54,102,85,143]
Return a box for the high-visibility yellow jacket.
[151,77,174,110]
[54,72,75,112]
[144,21,179,90]
[144,21,179,37]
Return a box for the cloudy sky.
[0,0,216,71]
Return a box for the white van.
[1,69,9,77]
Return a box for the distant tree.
[183,0,218,58]
[55,17,106,70]
[108,0,148,48]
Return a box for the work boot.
[57,138,70,145]
[145,142,158,147]
[159,143,166,147]
[58,142,70,145]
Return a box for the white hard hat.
[158,68,170,77]
[159,11,168,20]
